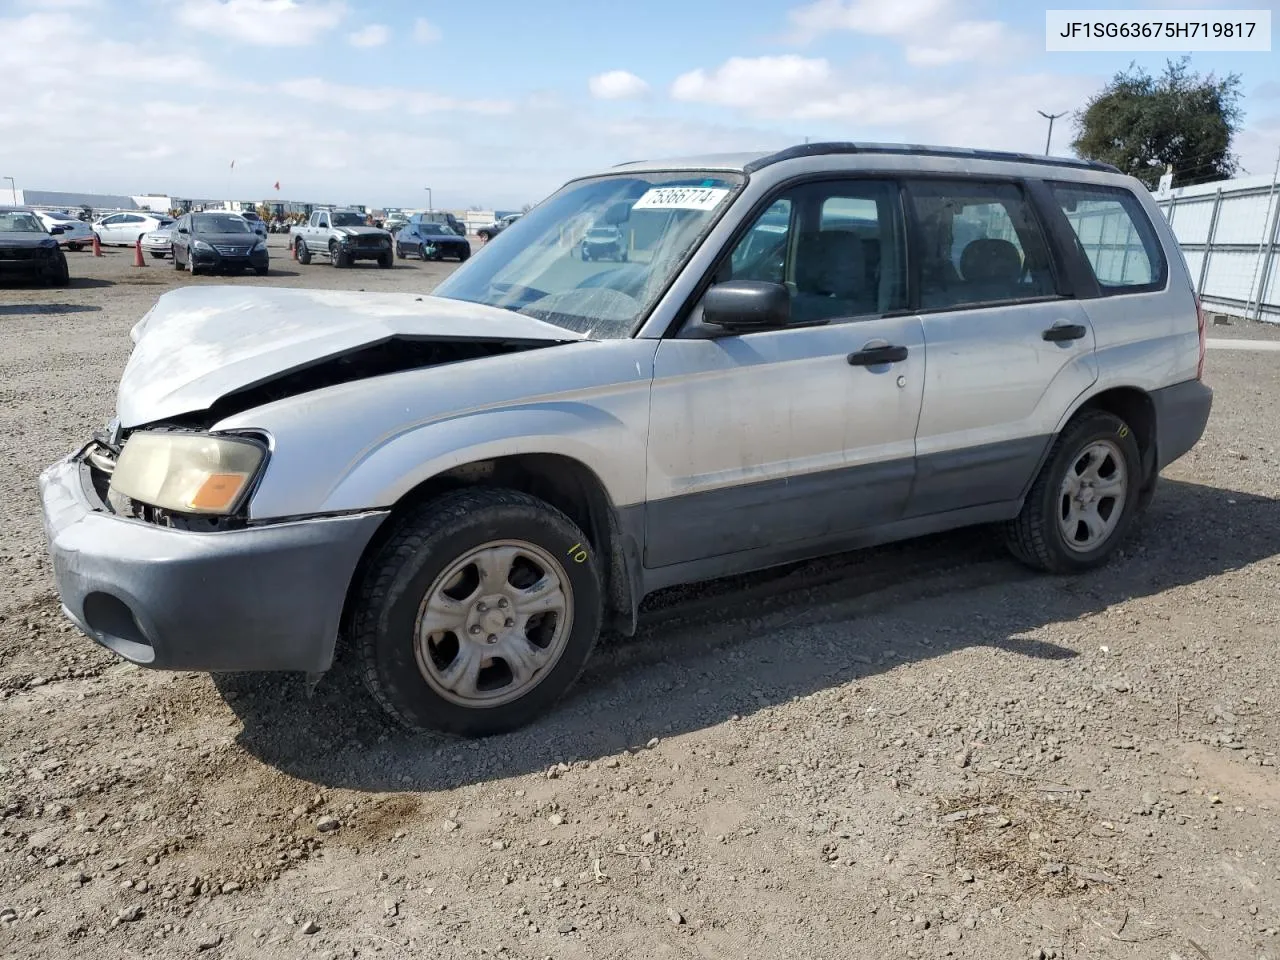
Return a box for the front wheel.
[396,243,405,259]
[377,252,392,269]
[352,488,604,736]
[457,248,470,262]
[254,265,269,276]
[297,241,312,265]
[329,241,345,267]
[47,253,70,287]
[1004,410,1142,573]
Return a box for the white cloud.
[787,0,953,42]
[175,0,346,47]
[348,23,388,48]
[588,70,650,100]
[412,17,441,43]
[278,77,514,116]
[671,56,833,110]
[905,20,1019,66]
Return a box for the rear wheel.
[352,488,603,736]
[1004,410,1142,573]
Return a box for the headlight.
[109,432,266,515]
[252,240,267,252]
[193,239,214,252]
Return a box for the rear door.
[903,177,1098,517]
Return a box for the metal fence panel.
[1166,198,1214,243]
[1157,174,1280,323]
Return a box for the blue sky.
[2,0,1276,209]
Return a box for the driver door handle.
[848,344,909,366]
[1042,323,1087,342]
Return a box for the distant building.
[19,189,140,213]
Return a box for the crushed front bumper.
[39,453,386,673]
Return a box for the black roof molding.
[742,141,1121,175]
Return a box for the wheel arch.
[338,452,642,661]
[1026,385,1157,502]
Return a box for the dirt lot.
[1,239,1279,960]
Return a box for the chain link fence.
[1156,171,1280,323]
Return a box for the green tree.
[1072,57,1243,188]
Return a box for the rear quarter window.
[1049,183,1167,294]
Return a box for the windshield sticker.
[632,187,730,211]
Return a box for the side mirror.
[49,226,65,235]
[702,281,792,332]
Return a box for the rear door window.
[906,180,1058,311]
[1048,183,1167,293]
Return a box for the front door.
[645,178,924,569]
[902,178,1099,516]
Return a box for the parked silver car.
[39,142,1212,736]
[141,220,177,259]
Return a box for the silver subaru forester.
[40,142,1212,736]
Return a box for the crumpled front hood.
[118,285,587,427]
[337,226,386,237]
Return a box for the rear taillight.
[1195,296,1206,380]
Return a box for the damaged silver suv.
[40,142,1212,736]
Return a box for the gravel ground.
[1,242,1279,960]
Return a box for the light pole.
[1037,110,1066,156]
[424,187,432,216]
[2,177,15,205]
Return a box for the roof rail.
[742,141,1121,175]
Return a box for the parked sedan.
[94,212,173,247]
[141,221,177,259]
[34,210,94,251]
[0,207,70,286]
[171,212,269,276]
[395,221,471,261]
[580,225,626,261]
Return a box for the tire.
[1004,410,1142,573]
[254,265,269,276]
[172,246,182,269]
[297,241,312,265]
[396,243,405,260]
[582,250,591,262]
[619,251,627,262]
[352,487,604,736]
[458,248,470,262]
[46,253,70,287]
[149,251,164,259]
[377,252,392,269]
[188,249,199,275]
[329,241,345,267]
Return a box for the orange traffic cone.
[91,232,102,257]
[133,237,145,267]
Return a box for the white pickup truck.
[291,209,393,268]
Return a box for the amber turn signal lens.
[188,473,248,512]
